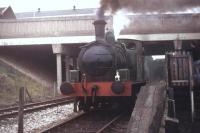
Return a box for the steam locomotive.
[60,19,145,111]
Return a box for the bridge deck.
[0,14,200,41]
[0,33,200,46]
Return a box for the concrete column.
[73,57,77,69]
[56,53,62,92]
[65,56,70,82]
[174,40,182,50]
[52,44,63,94]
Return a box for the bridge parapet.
[0,16,113,38]
[0,13,200,39]
[123,13,200,34]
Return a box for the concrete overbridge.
[0,12,200,90]
[0,13,200,38]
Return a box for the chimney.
[93,19,107,41]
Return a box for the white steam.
[113,10,130,39]
[164,7,200,14]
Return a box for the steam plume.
[100,0,200,13]
[96,7,105,20]
[98,0,200,39]
[113,10,130,38]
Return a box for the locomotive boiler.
[60,18,145,111]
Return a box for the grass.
[0,60,55,108]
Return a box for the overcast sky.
[0,0,100,12]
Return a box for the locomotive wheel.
[82,105,90,112]
[78,97,91,112]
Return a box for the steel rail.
[0,97,74,119]
[40,111,86,133]
[96,113,123,133]
[0,97,73,113]
[40,111,124,133]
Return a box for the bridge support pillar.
[52,44,63,94]
[56,53,62,94]
[174,40,182,50]
[65,56,70,82]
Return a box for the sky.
[1,0,200,13]
[0,0,100,12]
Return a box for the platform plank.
[127,81,166,133]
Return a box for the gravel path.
[0,103,74,133]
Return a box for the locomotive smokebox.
[78,43,114,77]
[77,8,127,77]
[93,20,107,41]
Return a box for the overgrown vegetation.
[0,60,54,108]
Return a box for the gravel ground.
[0,103,74,133]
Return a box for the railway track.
[0,97,74,119]
[40,109,131,133]
[100,112,131,133]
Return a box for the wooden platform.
[127,81,166,133]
